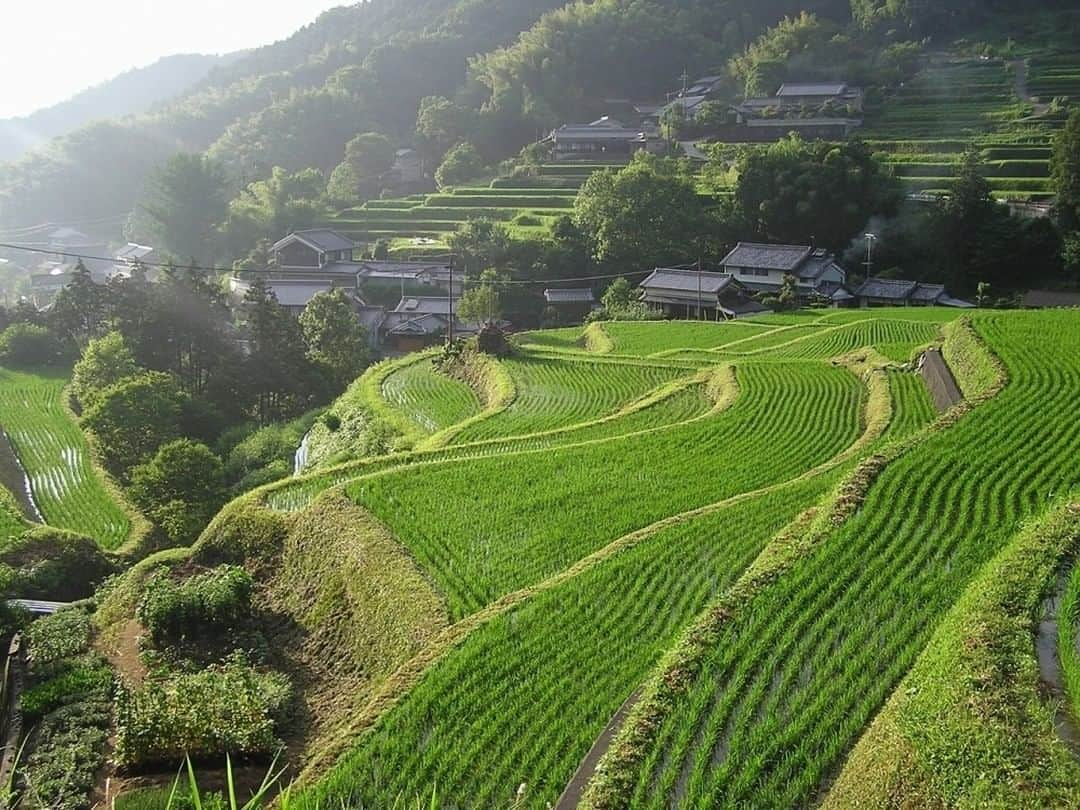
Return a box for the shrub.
[137,565,253,645]
[0,324,68,367]
[21,693,112,810]
[514,213,542,226]
[21,657,113,719]
[114,655,291,769]
[26,609,92,668]
[0,528,117,601]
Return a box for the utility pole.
[864,233,877,279]
[447,255,455,345]
[680,68,690,96]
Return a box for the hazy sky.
[0,1,349,118]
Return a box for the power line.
[0,241,658,288]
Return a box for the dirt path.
[919,349,963,412]
[554,687,643,810]
[1010,58,1051,117]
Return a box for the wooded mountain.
[0,0,1051,242]
[0,53,235,164]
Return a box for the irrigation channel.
[1036,564,1080,753]
[0,428,42,523]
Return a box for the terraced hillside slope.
[104,308,1079,808]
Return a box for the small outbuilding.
[543,288,596,323]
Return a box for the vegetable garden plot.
[0,368,129,547]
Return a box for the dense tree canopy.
[299,289,371,393]
[1052,108,1080,232]
[326,132,397,205]
[575,155,708,270]
[135,153,229,263]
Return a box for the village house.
[853,277,974,308]
[1021,289,1080,308]
[720,82,864,142]
[381,295,478,352]
[638,268,769,319]
[543,288,596,323]
[719,242,848,299]
[547,118,659,162]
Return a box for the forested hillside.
[0,0,856,236]
[0,53,232,164]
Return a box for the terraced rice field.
[220,308,1080,810]
[447,357,683,444]
[0,367,130,547]
[381,358,481,434]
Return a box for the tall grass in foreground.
[1058,562,1080,720]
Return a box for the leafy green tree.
[137,153,228,263]
[457,270,503,326]
[49,262,106,344]
[574,155,706,270]
[601,277,637,312]
[731,135,902,251]
[0,324,67,368]
[416,96,472,163]
[435,142,484,188]
[448,218,513,273]
[220,167,327,260]
[243,278,322,423]
[326,132,397,205]
[299,289,370,392]
[1051,108,1080,232]
[82,372,184,478]
[129,439,226,545]
[660,103,690,140]
[71,331,141,410]
[778,273,799,310]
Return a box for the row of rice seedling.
[598,321,774,357]
[733,319,940,363]
[263,371,718,515]
[301,471,844,809]
[607,311,1080,808]
[348,361,865,617]
[881,370,936,441]
[296,346,942,808]
[380,358,482,435]
[0,367,130,547]
[447,357,685,445]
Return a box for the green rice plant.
[1059,561,1080,721]
[380,358,481,435]
[0,367,131,546]
[594,311,1079,808]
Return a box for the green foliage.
[26,609,92,668]
[299,289,371,393]
[70,331,140,410]
[0,324,68,368]
[574,155,706,270]
[730,135,902,251]
[0,528,117,602]
[21,658,114,719]
[435,142,484,189]
[223,410,321,491]
[114,655,291,768]
[137,565,254,646]
[0,367,132,547]
[1052,107,1080,231]
[136,153,229,264]
[220,167,328,260]
[82,371,184,478]
[326,132,396,205]
[129,439,227,546]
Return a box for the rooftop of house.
[854,277,919,299]
[776,82,850,97]
[721,242,814,272]
[552,122,647,140]
[640,267,738,295]
[273,228,357,255]
[114,243,153,261]
[1022,289,1080,308]
[393,295,461,316]
[797,253,843,282]
[544,288,595,304]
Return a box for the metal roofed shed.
[543,288,596,304]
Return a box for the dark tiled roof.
[797,254,841,281]
[544,288,595,304]
[640,268,735,295]
[274,229,357,254]
[910,283,946,302]
[1022,289,1080,308]
[721,242,812,272]
[776,83,849,97]
[855,277,918,300]
[392,296,461,316]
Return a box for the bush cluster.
[27,609,92,668]
[0,528,117,602]
[114,655,291,769]
[137,565,254,645]
[21,657,113,719]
